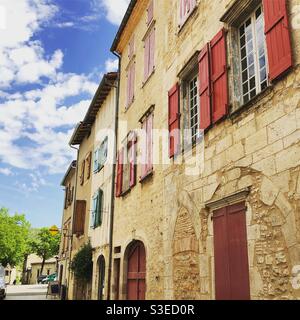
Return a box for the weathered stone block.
[283,129,300,148]
[245,128,268,155]
[275,144,300,173]
[252,140,283,163]
[227,168,241,181]
[267,112,297,144]
[252,156,276,176]
[216,135,233,154]
[226,142,245,162]
[238,175,253,189]
[260,177,279,206]
[233,119,256,143]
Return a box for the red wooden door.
[127,242,146,300]
[213,202,250,300]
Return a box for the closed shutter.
[128,35,135,60]
[213,202,250,300]
[129,132,137,188]
[168,83,180,158]
[147,0,154,25]
[210,28,228,123]
[86,152,92,179]
[73,200,86,235]
[130,63,135,104]
[80,160,85,185]
[64,186,68,209]
[95,189,103,227]
[263,0,292,81]
[91,195,97,228]
[116,149,123,197]
[198,43,211,130]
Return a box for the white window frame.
[238,5,269,105]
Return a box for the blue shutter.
[90,194,97,228]
[94,149,99,173]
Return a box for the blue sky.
[0,0,129,228]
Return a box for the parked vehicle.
[42,273,57,284]
[0,266,6,300]
[37,275,47,284]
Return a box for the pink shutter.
[144,36,150,81]
[129,133,137,188]
[127,69,131,108]
[141,120,148,179]
[128,35,135,60]
[130,63,135,104]
[147,0,154,25]
[146,114,153,173]
[198,43,211,130]
[263,0,293,81]
[149,28,155,74]
[210,28,228,123]
[116,149,123,197]
[168,83,180,158]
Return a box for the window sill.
[139,170,153,184]
[177,5,198,35]
[121,187,132,197]
[229,85,273,120]
[142,68,155,89]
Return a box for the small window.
[94,137,108,173]
[91,189,103,229]
[239,6,268,104]
[187,75,200,144]
[179,0,197,28]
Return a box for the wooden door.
[213,202,250,300]
[127,242,146,300]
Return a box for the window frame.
[94,137,108,174]
[238,4,269,105]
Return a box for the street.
[5,284,51,300]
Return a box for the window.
[91,189,103,229]
[144,27,155,82]
[73,200,86,236]
[179,0,196,27]
[116,132,137,197]
[147,0,154,26]
[141,113,153,180]
[94,137,108,173]
[239,6,268,104]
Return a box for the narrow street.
[5,284,51,300]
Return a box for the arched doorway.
[97,255,105,300]
[126,241,146,300]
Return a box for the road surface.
[5,284,52,300]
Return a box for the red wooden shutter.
[210,28,228,123]
[116,149,123,197]
[129,133,137,188]
[198,43,211,130]
[168,83,180,158]
[263,0,292,81]
[146,114,153,173]
[147,0,154,25]
[213,202,250,300]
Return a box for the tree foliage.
[70,242,93,282]
[31,227,61,274]
[0,207,31,267]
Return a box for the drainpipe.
[67,143,80,300]
[107,52,121,300]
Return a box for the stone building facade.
[110,0,300,300]
[58,160,76,298]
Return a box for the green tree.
[70,242,93,282]
[0,207,31,267]
[32,228,60,275]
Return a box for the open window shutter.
[116,148,123,197]
[198,43,212,130]
[87,152,92,179]
[130,63,135,104]
[74,200,86,235]
[210,28,228,123]
[168,83,180,158]
[91,196,96,228]
[144,36,150,81]
[64,187,68,209]
[263,0,292,81]
[147,0,154,25]
[130,132,137,188]
[127,69,131,108]
[149,28,155,73]
[80,160,85,185]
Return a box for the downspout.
[67,143,80,300]
[107,52,121,300]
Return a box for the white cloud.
[99,0,130,25]
[0,167,14,176]
[57,21,75,28]
[0,0,99,174]
[105,58,118,72]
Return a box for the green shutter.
[98,189,103,226]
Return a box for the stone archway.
[172,207,200,300]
